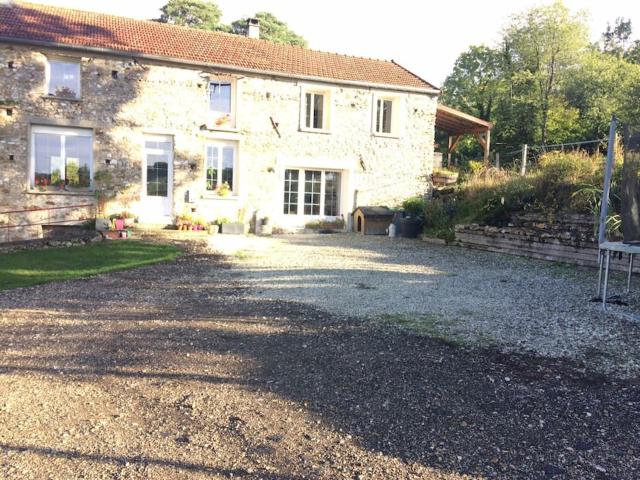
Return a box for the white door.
[141,135,173,222]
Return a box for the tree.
[229,12,307,47]
[602,17,633,57]
[504,1,588,145]
[441,45,503,120]
[155,0,223,31]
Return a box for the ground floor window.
[283,169,341,216]
[31,125,93,191]
[206,140,237,194]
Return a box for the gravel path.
[210,234,640,378]
[0,237,639,479]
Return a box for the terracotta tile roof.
[0,1,438,92]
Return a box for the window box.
[221,222,246,235]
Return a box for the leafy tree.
[155,0,223,30]
[504,1,588,145]
[229,12,307,46]
[441,45,503,120]
[602,17,633,57]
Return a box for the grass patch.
[0,240,181,291]
[378,312,495,348]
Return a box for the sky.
[34,0,640,87]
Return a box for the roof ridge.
[2,1,438,91]
[17,0,400,65]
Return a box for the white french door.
[141,134,173,222]
[283,169,341,218]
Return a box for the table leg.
[628,254,634,294]
[603,250,611,311]
[597,249,604,297]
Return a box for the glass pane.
[33,133,61,188]
[48,61,79,98]
[147,154,168,197]
[283,169,299,215]
[206,146,218,191]
[324,171,340,216]
[304,170,321,215]
[65,135,92,188]
[305,93,312,128]
[382,100,393,133]
[222,147,234,190]
[209,83,232,113]
[313,94,324,129]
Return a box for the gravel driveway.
[0,235,639,479]
[211,233,640,378]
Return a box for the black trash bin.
[622,126,640,244]
[400,217,423,238]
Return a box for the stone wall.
[455,213,639,273]
[0,43,437,240]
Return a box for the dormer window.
[46,58,80,99]
[209,79,236,128]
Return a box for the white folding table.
[597,241,639,310]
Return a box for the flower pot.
[123,218,135,228]
[400,217,423,238]
[432,173,459,187]
[114,218,125,231]
[208,224,220,235]
[221,222,246,235]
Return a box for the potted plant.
[432,167,459,187]
[216,181,232,197]
[208,222,220,235]
[121,211,136,228]
[400,196,426,238]
[221,210,246,234]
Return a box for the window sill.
[372,132,400,139]
[299,127,331,135]
[41,95,82,102]
[26,189,94,196]
[202,194,240,201]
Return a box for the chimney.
[246,18,260,39]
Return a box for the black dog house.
[353,206,394,235]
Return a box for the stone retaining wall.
[455,213,639,273]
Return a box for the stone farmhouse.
[0,1,456,241]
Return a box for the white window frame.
[45,57,81,99]
[299,86,332,133]
[208,78,237,129]
[204,140,239,196]
[29,125,93,191]
[372,93,403,138]
[282,168,341,218]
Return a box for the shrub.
[402,196,426,218]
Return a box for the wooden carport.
[436,104,493,164]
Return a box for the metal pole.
[495,152,500,169]
[598,116,618,245]
[628,254,634,293]
[520,144,528,176]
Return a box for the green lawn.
[0,240,182,291]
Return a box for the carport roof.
[436,104,492,135]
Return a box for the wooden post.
[447,136,452,167]
[495,152,500,169]
[483,129,491,164]
[520,144,528,175]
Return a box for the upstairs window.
[46,58,81,99]
[301,87,331,131]
[209,80,235,128]
[373,94,402,137]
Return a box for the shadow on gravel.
[1,255,639,479]
[0,443,301,479]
